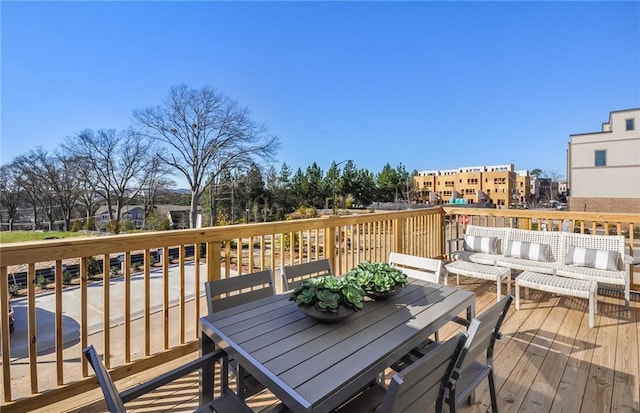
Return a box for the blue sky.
[2,1,638,185]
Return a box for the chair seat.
[333,382,387,412]
[449,360,491,404]
[196,390,255,413]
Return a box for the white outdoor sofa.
[449,224,632,310]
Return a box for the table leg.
[200,333,215,405]
[467,299,476,403]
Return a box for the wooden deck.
[36,278,640,413]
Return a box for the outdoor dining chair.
[388,251,444,284]
[334,326,476,413]
[83,344,253,413]
[388,252,446,356]
[388,295,512,413]
[444,294,512,413]
[204,269,276,399]
[281,258,333,291]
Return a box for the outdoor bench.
[515,270,597,327]
[449,224,632,309]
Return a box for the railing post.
[207,241,222,282]
[325,226,336,273]
[394,216,406,254]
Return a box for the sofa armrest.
[447,237,464,258]
[623,254,635,265]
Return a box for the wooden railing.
[1,206,638,411]
[0,209,444,411]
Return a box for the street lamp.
[332,160,351,215]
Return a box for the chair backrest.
[457,295,512,372]
[282,259,333,291]
[205,269,275,314]
[83,345,126,413]
[388,252,442,283]
[380,328,474,413]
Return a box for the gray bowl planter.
[289,275,365,322]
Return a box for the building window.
[626,118,635,131]
[595,150,606,167]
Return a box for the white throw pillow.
[463,235,498,254]
[504,240,550,262]
[564,245,620,271]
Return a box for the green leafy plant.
[62,270,73,285]
[9,283,20,297]
[289,275,365,313]
[36,274,48,290]
[345,261,408,294]
[87,256,101,280]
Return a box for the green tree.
[306,162,325,208]
[376,163,400,202]
[290,167,309,207]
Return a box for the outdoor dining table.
[199,278,475,413]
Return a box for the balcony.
[1,206,639,412]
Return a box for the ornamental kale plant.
[345,261,408,293]
[289,275,365,312]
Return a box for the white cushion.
[564,245,620,271]
[504,240,550,262]
[463,235,498,254]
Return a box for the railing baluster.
[179,243,186,345]
[144,249,151,357]
[80,257,88,377]
[55,260,63,384]
[194,242,201,340]
[124,251,132,363]
[27,263,37,393]
[1,266,12,402]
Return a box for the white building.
[567,108,640,213]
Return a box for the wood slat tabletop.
[200,279,475,413]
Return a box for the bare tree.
[0,164,22,231]
[544,169,563,201]
[133,84,280,228]
[12,151,44,230]
[140,157,175,228]
[65,128,155,232]
[76,167,100,228]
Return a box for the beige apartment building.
[415,164,530,209]
[568,108,640,213]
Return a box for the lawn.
[0,231,92,244]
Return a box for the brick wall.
[569,197,640,213]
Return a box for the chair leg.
[488,371,499,413]
[515,279,520,310]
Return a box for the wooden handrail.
[1,206,639,409]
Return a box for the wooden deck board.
[36,278,640,413]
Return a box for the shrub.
[87,256,101,279]
[62,270,73,285]
[119,218,136,233]
[70,219,82,232]
[9,283,20,297]
[108,220,120,234]
[36,274,48,289]
[85,216,96,231]
[145,211,172,231]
